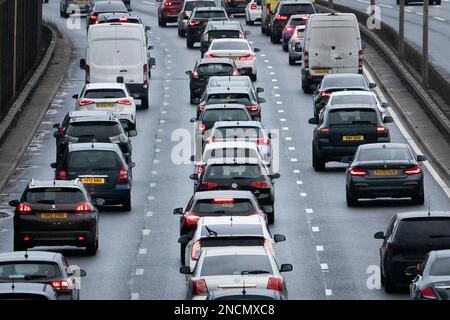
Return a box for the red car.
[158,0,184,27]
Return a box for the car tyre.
[187,37,195,49]
[264,205,275,224]
[85,239,98,256]
[346,188,358,207]
[412,191,425,205]
[312,146,326,171]
[289,56,295,65]
[123,198,131,211]
[250,73,257,81]
[383,275,396,293]
[282,43,288,52]
[270,33,278,43]
[141,94,149,109]
[180,242,187,265]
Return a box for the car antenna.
[240,271,247,295]
[24,249,29,260]
[428,196,431,216]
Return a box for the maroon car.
[158,0,184,27]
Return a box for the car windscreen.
[68,150,119,171]
[322,76,367,88]
[0,262,61,281]
[207,93,251,104]
[200,254,272,276]
[194,11,227,19]
[211,41,249,51]
[208,30,240,40]
[396,218,450,240]
[185,1,216,11]
[328,109,378,126]
[430,257,450,276]
[205,147,259,160]
[67,122,123,139]
[193,199,256,214]
[330,95,377,106]
[357,148,412,162]
[83,89,126,99]
[201,237,264,247]
[197,64,234,76]
[202,109,250,122]
[94,2,127,12]
[205,164,262,180]
[25,188,85,205]
[279,4,316,15]
[215,127,263,139]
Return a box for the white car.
[245,0,262,25]
[180,246,292,300]
[182,215,286,271]
[204,39,260,81]
[73,83,137,131]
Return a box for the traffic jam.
[0,0,449,301]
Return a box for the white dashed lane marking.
[142,229,151,236]
[320,264,329,271]
[306,208,314,214]
[139,248,147,255]
[316,245,324,252]
[136,269,144,276]
[312,226,320,232]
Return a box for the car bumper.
[248,10,262,21]
[66,4,89,14]
[16,230,96,247]
[126,84,148,99]
[86,187,131,204]
[187,28,206,42]
[384,257,421,284]
[272,23,286,37]
[235,61,257,75]
[348,177,422,198]
[161,14,179,22]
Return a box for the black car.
[312,74,377,119]
[221,0,250,15]
[207,288,285,300]
[173,190,266,264]
[86,1,130,30]
[186,7,229,48]
[308,105,393,171]
[374,211,450,293]
[191,157,279,224]
[9,179,101,254]
[269,0,316,43]
[53,111,133,166]
[409,250,450,300]
[52,143,134,210]
[200,20,248,57]
[186,58,239,104]
[345,143,426,206]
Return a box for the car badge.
[52,205,56,209]
[231,183,238,189]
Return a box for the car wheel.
[270,33,277,43]
[289,56,295,65]
[190,93,196,105]
[187,37,194,49]
[312,146,326,171]
[13,238,27,251]
[85,240,98,256]
[178,28,183,37]
[263,205,275,224]
[249,19,254,26]
[123,198,131,211]
[346,188,358,207]
[412,192,424,205]
[180,242,187,265]
[250,73,257,81]
[282,43,288,52]
[261,24,265,34]
[141,94,149,109]
[384,276,396,293]
[245,17,249,25]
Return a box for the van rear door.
[89,30,118,83]
[116,26,144,85]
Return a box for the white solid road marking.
[365,70,450,199]
[306,208,314,214]
[379,4,393,8]
[312,226,320,232]
[139,248,147,255]
[142,229,151,236]
[316,245,324,251]
[325,289,333,296]
[434,16,446,21]
[136,269,144,275]
[131,293,140,300]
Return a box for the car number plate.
[40,213,68,219]
[97,103,115,108]
[80,177,105,184]
[342,135,364,141]
[312,69,331,75]
[373,169,399,176]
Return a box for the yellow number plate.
[40,213,68,219]
[373,169,399,176]
[97,103,115,108]
[312,69,331,75]
[81,177,105,184]
[342,135,364,141]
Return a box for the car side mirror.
[79,59,86,70]
[127,8,133,12]
[178,235,190,244]
[256,87,264,93]
[257,97,266,104]
[192,98,200,104]
[9,200,19,207]
[253,48,260,53]
[148,45,154,50]
[185,70,192,77]
[270,173,280,179]
[417,155,427,162]
[180,266,193,274]
[374,231,385,240]
[173,207,184,215]
[53,123,60,129]
[341,156,353,164]
[404,266,418,277]
[128,130,137,137]
[95,198,105,207]
[369,82,377,89]
[190,118,196,123]
[244,30,251,36]
[274,234,286,243]
[280,264,293,273]
[308,118,318,125]
[145,26,151,32]
[190,155,195,162]
[72,94,79,99]
[381,102,389,108]
[383,116,394,123]
[129,162,136,169]
[50,163,57,169]
[190,173,199,180]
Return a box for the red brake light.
[143,64,148,85]
[349,168,367,176]
[164,1,173,6]
[285,25,294,33]
[376,125,387,134]
[212,198,234,204]
[232,69,239,76]
[51,280,70,290]
[192,279,208,295]
[199,104,206,112]
[189,20,200,26]
[197,164,204,174]
[405,166,422,175]
[301,16,309,21]
[267,276,282,292]
[246,104,260,112]
[119,17,128,22]
[90,15,97,21]
[117,167,129,184]
[275,14,288,20]
[250,3,257,9]
[191,240,201,261]
[198,181,219,190]
[320,92,331,98]
[58,170,68,180]
[254,138,270,145]
[206,54,220,58]
[320,127,330,134]
[116,99,132,105]
[250,181,269,188]
[239,54,254,61]
[75,202,93,214]
[192,70,199,78]
[420,287,438,300]
[17,203,32,214]
[183,212,201,227]
[198,123,206,132]
[79,99,95,106]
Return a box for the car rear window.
[83,89,126,99]
[205,147,259,160]
[94,2,127,12]
[329,95,377,106]
[67,122,123,139]
[185,1,216,11]
[201,224,263,237]
[202,109,250,122]
[193,199,256,214]
[200,254,272,276]
[322,76,367,88]
[208,30,240,40]
[0,262,61,281]
[25,188,85,205]
[209,80,249,88]
[211,41,249,51]
[357,148,412,162]
[215,127,263,139]
[328,109,378,126]
[197,64,234,76]
[202,237,264,247]
[396,218,450,240]
[205,164,262,180]
[68,150,119,171]
[207,93,251,104]
[430,257,450,276]
[280,4,316,15]
[194,10,227,19]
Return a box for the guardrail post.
[399,0,405,59]
[422,0,429,88]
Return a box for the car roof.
[210,38,249,44]
[330,90,375,97]
[213,120,263,128]
[396,211,450,220]
[0,251,60,263]
[193,190,255,200]
[203,246,269,257]
[433,250,450,259]
[205,157,260,165]
[325,104,378,111]
[83,83,128,90]
[197,58,235,65]
[200,215,263,227]
[27,179,83,189]
[280,0,313,5]
[203,104,248,110]
[290,14,311,19]
[358,143,409,150]
[204,141,259,150]
[323,73,366,80]
[206,87,251,94]
[208,76,252,84]
[68,142,121,152]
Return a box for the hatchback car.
[281,14,309,51]
[288,25,305,65]
[200,20,249,57]
[158,0,184,27]
[245,0,262,25]
[374,211,450,293]
[186,7,229,48]
[9,179,100,254]
[60,0,90,18]
[86,0,129,30]
[178,0,217,37]
[324,91,388,120]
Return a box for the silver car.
[180,246,292,300]
[288,25,305,65]
[177,0,216,37]
[60,0,90,18]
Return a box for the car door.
[115,27,144,85]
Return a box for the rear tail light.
[349,168,367,176]
[197,164,204,174]
[232,69,239,76]
[246,104,260,112]
[191,240,201,261]
[75,202,93,214]
[301,16,309,21]
[420,287,438,300]
[51,280,70,290]
[183,212,201,227]
[189,20,200,26]
[284,25,294,33]
[376,125,387,134]
[320,92,331,98]
[405,166,422,175]
[23,236,30,241]
[198,181,219,190]
[254,138,270,145]
[118,17,128,22]
[89,15,97,22]
[192,279,208,295]
[264,239,273,254]
[164,2,173,6]
[319,127,330,134]
[358,50,364,71]
[205,54,220,58]
[79,99,95,106]
[199,104,206,112]
[198,123,206,132]
[250,211,265,218]
[205,137,215,144]
[85,65,90,83]
[275,14,288,20]
[143,64,148,86]
[78,236,86,241]
[250,3,257,9]
[192,70,199,78]
[212,198,234,204]
[17,203,32,214]
[239,54,255,61]
[116,99,132,105]
[303,51,309,68]
[267,276,283,292]
[58,170,68,180]
[116,167,129,184]
[250,181,269,188]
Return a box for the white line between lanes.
[434,16,446,21]
[379,4,393,8]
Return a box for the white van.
[301,13,363,93]
[80,22,150,108]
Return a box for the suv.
[86,1,129,30]
[186,7,229,48]
[374,211,450,293]
[158,0,184,27]
[60,0,90,18]
[52,143,134,210]
[200,20,249,57]
[9,179,100,254]
[308,104,392,171]
[178,0,216,37]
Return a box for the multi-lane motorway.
[0,0,449,299]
